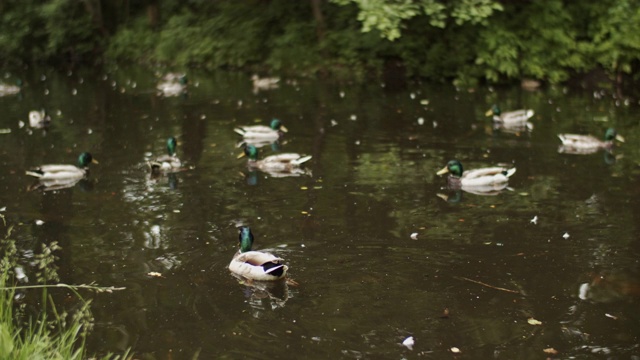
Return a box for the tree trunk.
[310,0,325,42]
[147,0,160,30]
[82,0,107,36]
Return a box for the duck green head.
[485,104,500,117]
[270,118,288,132]
[240,144,259,160]
[78,152,98,168]
[604,128,625,143]
[167,137,178,156]
[238,226,254,253]
[178,75,188,85]
[436,160,463,178]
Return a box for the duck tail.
[263,263,285,277]
[292,155,312,165]
[233,128,246,136]
[25,170,44,178]
[504,167,517,178]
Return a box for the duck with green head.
[437,159,516,194]
[229,226,288,281]
[486,104,534,125]
[239,144,311,175]
[26,152,98,190]
[234,118,288,143]
[157,74,188,97]
[149,137,182,172]
[558,128,624,154]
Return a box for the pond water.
[0,67,639,359]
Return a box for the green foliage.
[2,0,640,85]
[0,217,128,360]
[582,0,640,75]
[105,18,158,64]
[331,0,502,40]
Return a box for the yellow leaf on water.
[527,318,542,325]
[543,348,558,354]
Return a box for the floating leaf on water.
[330,119,338,126]
[402,336,414,350]
[420,99,429,105]
[35,220,44,226]
[527,318,542,325]
[410,232,418,240]
[300,186,308,190]
[450,347,461,353]
[0,129,10,134]
[530,215,538,225]
[519,192,529,196]
[301,211,309,215]
[605,313,618,320]
[563,232,570,239]
[350,114,357,121]
[417,117,425,125]
[440,308,450,318]
[147,272,162,277]
[543,348,558,355]
[18,121,25,128]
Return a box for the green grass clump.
[0,216,128,360]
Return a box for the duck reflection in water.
[579,269,640,303]
[147,171,179,190]
[231,272,292,314]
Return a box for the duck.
[157,74,187,97]
[437,159,516,194]
[239,144,311,175]
[234,118,288,142]
[0,80,22,97]
[148,137,182,172]
[26,152,98,190]
[485,104,534,125]
[229,226,288,281]
[557,128,624,154]
[251,74,280,93]
[28,109,51,129]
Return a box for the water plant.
[0,214,129,360]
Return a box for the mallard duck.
[486,104,534,125]
[234,118,288,142]
[239,144,311,175]
[229,226,288,281]
[149,137,182,172]
[251,74,280,93]
[157,74,187,97]
[558,128,624,154]
[29,109,51,129]
[437,160,516,193]
[0,80,22,97]
[26,152,98,188]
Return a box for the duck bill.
[92,159,99,164]
[484,109,493,117]
[280,125,288,133]
[237,152,246,159]
[615,134,625,143]
[436,166,449,176]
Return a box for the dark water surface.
[0,68,639,359]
